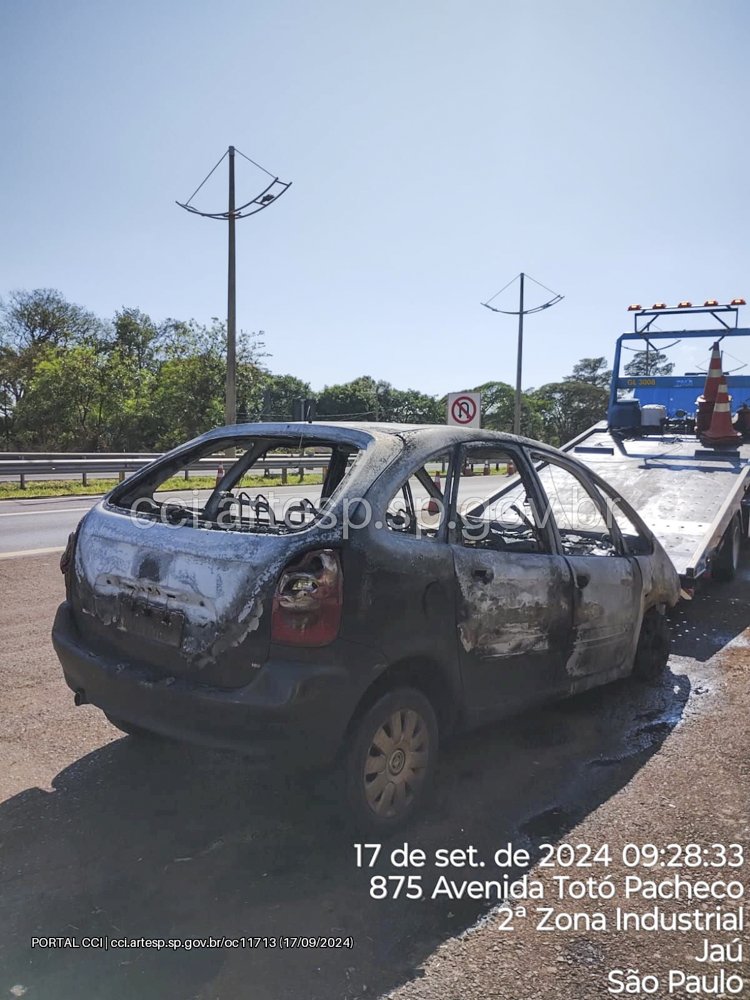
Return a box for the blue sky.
[1,0,749,395]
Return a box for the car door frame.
[345,442,463,711]
[522,447,645,691]
[446,439,577,723]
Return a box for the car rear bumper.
[52,601,365,767]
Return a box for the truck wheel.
[344,687,438,834]
[713,515,742,582]
[633,608,671,682]
[105,713,159,739]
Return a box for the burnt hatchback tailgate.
[67,503,331,688]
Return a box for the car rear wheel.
[105,713,159,739]
[713,515,742,582]
[633,608,671,682]
[344,688,438,833]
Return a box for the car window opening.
[385,453,451,539]
[456,447,545,555]
[528,452,620,558]
[109,437,362,534]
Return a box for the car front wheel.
[633,608,671,682]
[345,687,438,833]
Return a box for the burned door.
[449,445,574,721]
[349,448,458,669]
[528,451,643,689]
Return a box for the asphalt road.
[0,554,748,999]
[0,497,96,556]
[0,486,323,556]
[0,479,507,556]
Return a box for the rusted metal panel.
[564,556,641,680]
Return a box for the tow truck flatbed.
[559,304,750,590]
[561,422,750,583]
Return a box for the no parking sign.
[446,392,481,428]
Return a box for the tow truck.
[560,299,750,596]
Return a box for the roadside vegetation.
[0,288,667,500]
[0,466,514,501]
[0,473,326,502]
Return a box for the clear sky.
[1,0,749,395]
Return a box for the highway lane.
[0,497,96,557]
[0,478,511,557]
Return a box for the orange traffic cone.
[427,472,441,515]
[215,463,225,487]
[700,378,742,448]
[703,342,724,403]
[695,342,724,433]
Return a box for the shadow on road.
[1,669,689,1000]
[669,560,750,661]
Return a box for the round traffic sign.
[451,394,478,424]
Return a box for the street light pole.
[514,272,525,436]
[177,144,292,439]
[226,146,237,430]
[481,271,564,436]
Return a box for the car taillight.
[271,549,343,647]
[60,531,76,578]
[60,530,77,598]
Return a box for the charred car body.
[53,423,679,830]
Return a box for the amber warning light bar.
[627,299,746,312]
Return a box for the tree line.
[0,288,669,451]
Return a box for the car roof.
[200,420,551,449]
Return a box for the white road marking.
[0,546,65,560]
[0,506,92,517]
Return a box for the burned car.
[53,423,679,831]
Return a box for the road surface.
[0,478,510,556]
[0,486,326,556]
[0,551,748,999]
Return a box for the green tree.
[252,373,312,420]
[624,350,674,377]
[317,376,380,420]
[376,382,442,423]
[0,288,105,350]
[316,377,441,424]
[530,381,608,446]
[468,381,544,438]
[114,307,159,370]
[0,289,110,440]
[0,344,26,445]
[146,354,225,449]
[144,319,267,448]
[15,346,139,449]
[564,356,612,389]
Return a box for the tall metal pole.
[226,145,237,430]
[177,145,291,445]
[482,273,563,432]
[514,272,525,435]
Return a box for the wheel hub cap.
[363,708,430,818]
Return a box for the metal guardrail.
[0,453,331,489]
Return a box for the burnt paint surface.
[70,427,405,687]
[65,421,682,744]
[563,555,643,689]
[71,506,344,688]
[452,548,575,719]
[344,524,459,698]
